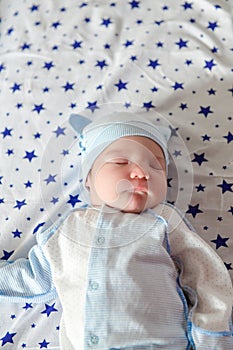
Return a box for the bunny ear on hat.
[69,114,91,135]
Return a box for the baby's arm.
[0,227,58,303]
[153,203,233,348]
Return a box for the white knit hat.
[69,112,171,203]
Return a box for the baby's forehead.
[101,136,164,158]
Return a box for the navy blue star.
[21,43,31,50]
[115,79,128,91]
[229,206,233,216]
[43,61,55,70]
[12,229,22,238]
[0,332,17,346]
[182,1,193,10]
[211,46,218,53]
[44,174,57,185]
[34,132,42,139]
[173,150,182,157]
[198,105,213,117]
[156,41,163,48]
[223,132,233,143]
[204,59,216,71]
[202,134,211,141]
[129,0,140,9]
[32,103,46,114]
[217,179,233,194]
[196,184,206,192]
[1,250,14,260]
[207,21,219,31]
[14,199,27,210]
[0,63,6,72]
[125,102,131,108]
[6,149,14,156]
[70,102,77,109]
[207,88,216,95]
[71,40,83,49]
[23,303,33,310]
[186,204,203,218]
[175,38,188,49]
[101,18,112,27]
[86,101,99,113]
[192,153,208,166]
[79,2,88,8]
[7,27,14,36]
[16,102,23,109]
[225,262,233,270]
[23,150,38,162]
[148,59,161,69]
[30,4,39,11]
[25,180,33,188]
[41,303,58,317]
[142,101,155,111]
[62,82,75,91]
[151,86,159,93]
[10,82,22,93]
[185,59,193,66]
[179,103,188,110]
[169,126,179,137]
[1,127,13,138]
[51,21,62,29]
[95,60,108,69]
[51,197,59,204]
[211,234,229,249]
[39,339,50,348]
[123,40,134,48]
[154,20,164,26]
[67,194,81,207]
[172,82,184,90]
[53,126,66,137]
[43,87,50,93]
[228,86,233,96]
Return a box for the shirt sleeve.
[153,202,233,349]
[0,225,58,303]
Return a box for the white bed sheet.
[0,0,232,348]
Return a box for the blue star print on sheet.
[0,0,232,348]
[0,332,17,346]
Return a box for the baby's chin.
[116,192,150,213]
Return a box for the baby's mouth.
[116,179,148,195]
[130,187,147,195]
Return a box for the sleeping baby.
[0,112,232,349]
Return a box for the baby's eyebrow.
[104,150,125,158]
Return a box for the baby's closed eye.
[109,158,129,165]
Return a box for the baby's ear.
[69,114,91,134]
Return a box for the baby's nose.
[129,164,149,180]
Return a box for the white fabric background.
[0,0,232,348]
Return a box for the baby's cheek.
[150,173,167,197]
[94,175,118,202]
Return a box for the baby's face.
[86,136,167,213]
